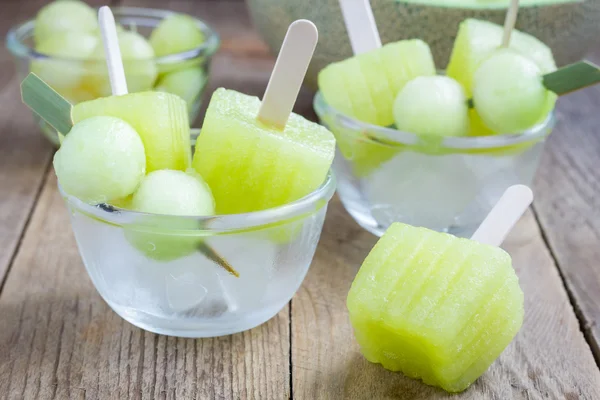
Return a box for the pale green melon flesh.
[447,18,556,97]
[53,116,146,204]
[318,39,436,127]
[72,91,191,173]
[192,88,335,214]
[347,222,524,392]
[126,169,214,261]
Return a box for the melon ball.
[393,76,469,137]
[126,170,215,261]
[34,0,98,45]
[472,49,549,133]
[149,14,205,57]
[53,116,146,204]
[131,169,214,216]
[87,31,158,96]
[155,67,206,112]
[32,32,98,95]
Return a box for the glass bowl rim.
[60,171,336,233]
[5,6,220,64]
[313,91,555,150]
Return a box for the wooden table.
[1,1,600,399]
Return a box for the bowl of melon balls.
[315,17,598,238]
[6,0,219,146]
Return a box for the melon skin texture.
[125,169,215,262]
[192,88,335,215]
[318,39,436,127]
[347,222,524,393]
[53,116,146,204]
[246,0,599,88]
[72,91,191,173]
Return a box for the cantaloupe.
[247,0,599,88]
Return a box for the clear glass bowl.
[61,164,336,338]
[314,91,554,238]
[6,6,220,147]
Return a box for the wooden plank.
[0,3,290,399]
[292,201,600,399]
[532,47,600,361]
[0,0,57,288]
[0,173,290,399]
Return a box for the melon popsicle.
[192,20,335,214]
[446,18,557,135]
[317,0,436,177]
[347,185,532,392]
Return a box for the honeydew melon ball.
[53,116,146,204]
[132,169,214,216]
[126,170,215,261]
[472,49,549,133]
[87,31,158,96]
[34,0,98,45]
[149,14,205,57]
[155,67,206,112]
[393,76,469,137]
[32,32,98,95]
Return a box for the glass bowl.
[61,163,335,338]
[314,91,554,238]
[6,6,220,147]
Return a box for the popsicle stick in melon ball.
[501,0,520,48]
[192,20,335,215]
[346,185,532,392]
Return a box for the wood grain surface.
[0,0,599,399]
[291,203,600,400]
[0,173,290,400]
[533,51,600,362]
[0,1,54,290]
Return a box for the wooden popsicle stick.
[257,20,318,130]
[338,0,382,55]
[98,6,128,96]
[471,184,533,247]
[501,0,520,47]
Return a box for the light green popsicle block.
[319,39,436,127]
[73,91,191,172]
[347,222,524,392]
[192,88,335,214]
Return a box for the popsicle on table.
[192,20,335,215]
[347,185,532,392]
